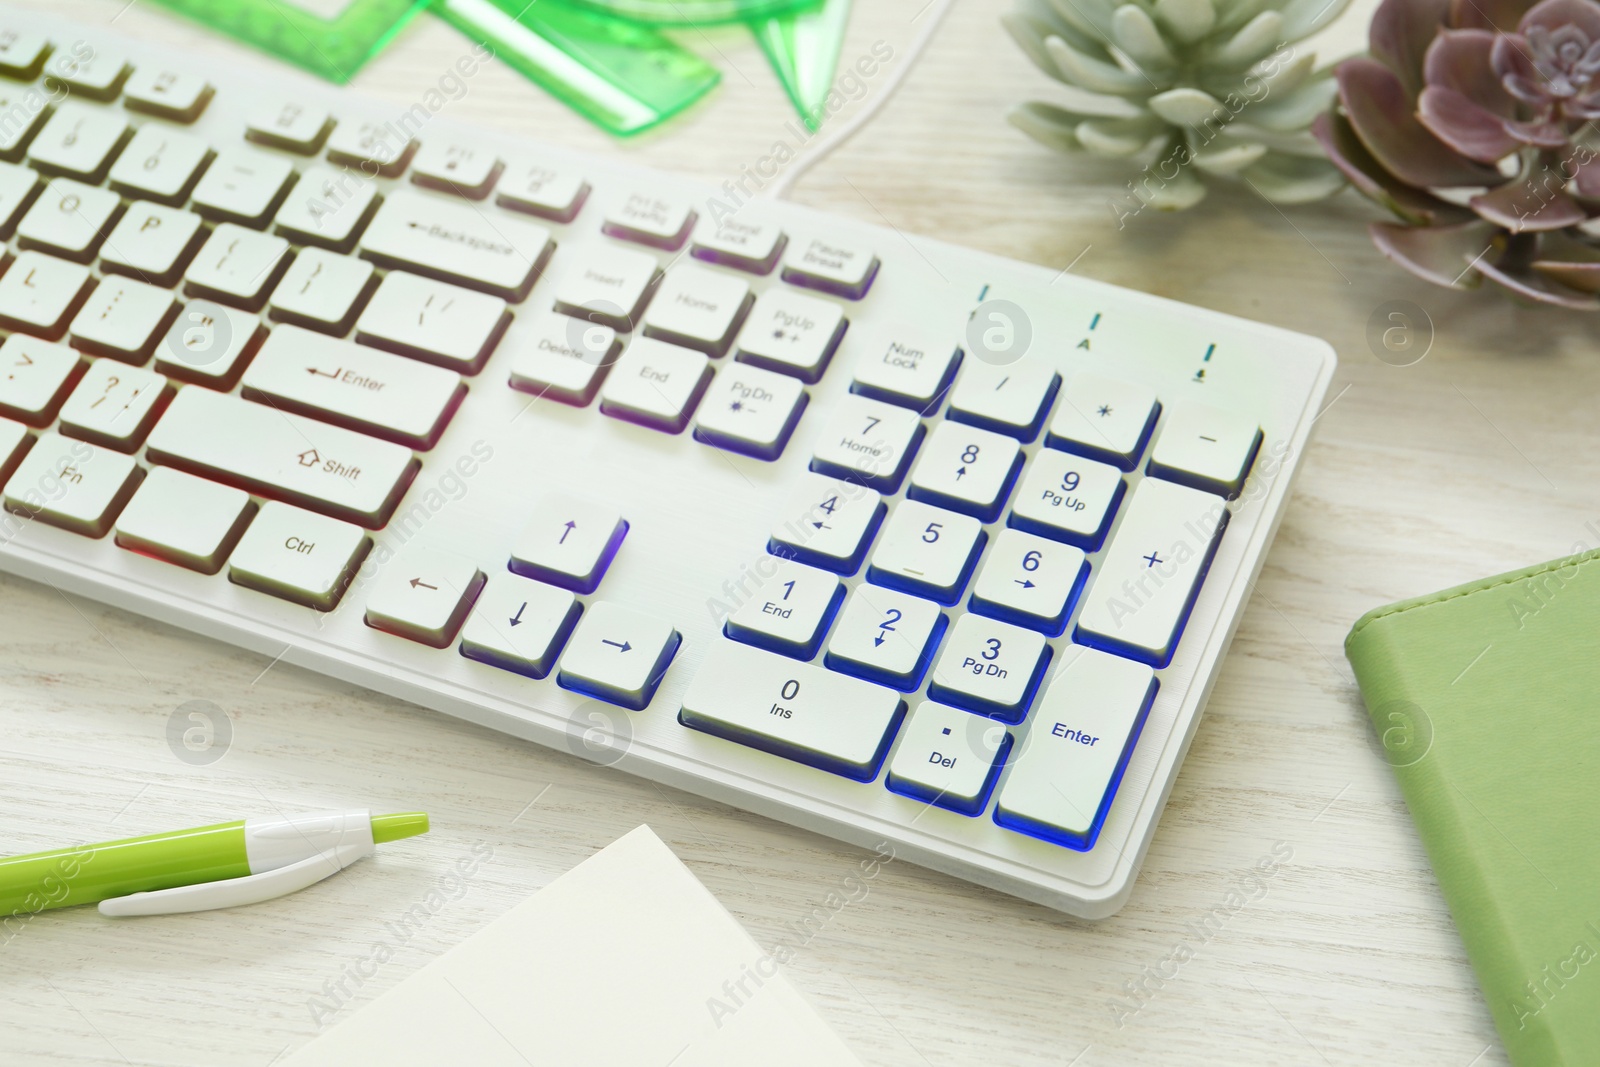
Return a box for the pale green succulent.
[1004,0,1352,211]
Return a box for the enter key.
[241,324,464,449]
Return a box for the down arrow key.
[459,574,579,680]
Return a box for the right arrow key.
[557,601,680,711]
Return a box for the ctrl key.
[227,501,370,611]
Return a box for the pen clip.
[97,840,374,917]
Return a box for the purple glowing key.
[781,235,879,300]
[508,492,629,594]
[690,216,787,275]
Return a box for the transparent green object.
[751,0,850,131]
[149,0,428,84]
[434,0,721,136]
[564,0,814,26]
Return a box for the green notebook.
[1346,549,1600,1066]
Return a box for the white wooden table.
[2,0,1573,1063]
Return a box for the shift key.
[146,387,418,528]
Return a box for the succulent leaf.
[1369,218,1499,287]
[1143,163,1210,208]
[1416,85,1522,160]
[1423,29,1516,113]
[1215,123,1326,153]
[1047,0,1123,39]
[1045,35,1154,93]
[1370,0,1452,96]
[1475,253,1600,305]
[1337,57,1503,187]
[1312,110,1472,224]
[1212,11,1286,68]
[1008,101,1089,151]
[1252,50,1317,96]
[1010,0,1115,60]
[1153,0,1217,43]
[1280,0,1355,40]
[1191,141,1270,173]
[1111,5,1178,69]
[1240,76,1339,131]
[1001,12,1061,77]
[1469,176,1587,230]
[1147,87,1229,125]
[1447,0,1535,33]
[1530,258,1600,291]
[1213,0,1268,34]
[1078,116,1167,154]
[1240,152,1349,202]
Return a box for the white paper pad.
[283,825,864,1066]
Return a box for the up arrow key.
[509,493,628,594]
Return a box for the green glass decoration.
[434,0,722,136]
[149,0,428,84]
[563,0,814,26]
[750,0,850,131]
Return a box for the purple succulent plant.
[1316,0,1600,307]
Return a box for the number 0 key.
[680,640,905,780]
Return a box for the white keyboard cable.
[761,0,961,201]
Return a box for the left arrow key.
[364,546,485,648]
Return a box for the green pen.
[0,809,428,920]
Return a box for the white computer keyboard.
[0,10,1335,918]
